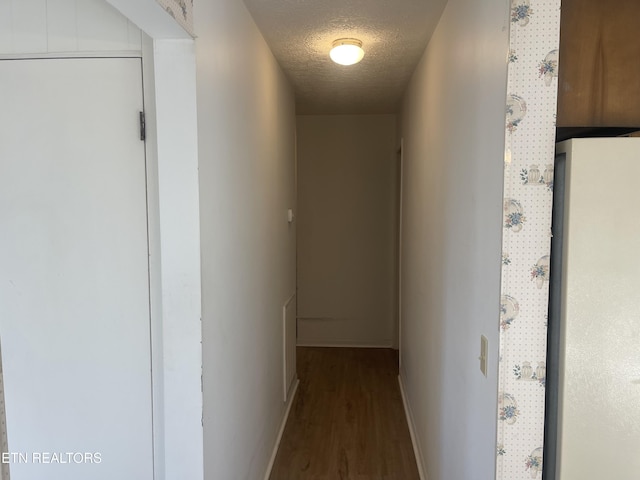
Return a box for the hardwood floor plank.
[269,347,420,480]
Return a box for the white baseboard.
[398,374,427,480]
[296,342,394,349]
[263,377,300,480]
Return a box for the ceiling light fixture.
[330,38,365,66]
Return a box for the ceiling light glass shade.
[330,39,365,66]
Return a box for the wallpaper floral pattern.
[496,0,561,479]
[156,0,194,36]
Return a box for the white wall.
[398,0,509,478]
[193,0,297,478]
[0,0,142,55]
[296,114,397,347]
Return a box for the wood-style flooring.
[269,347,420,480]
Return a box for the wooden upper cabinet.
[557,0,640,127]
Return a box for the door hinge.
[139,111,146,141]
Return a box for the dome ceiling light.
[329,38,365,66]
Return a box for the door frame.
[0,39,204,479]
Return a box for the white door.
[0,58,153,479]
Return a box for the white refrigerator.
[546,138,640,479]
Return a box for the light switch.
[480,335,488,377]
[287,209,294,223]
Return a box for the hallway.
[270,348,419,480]
[0,0,563,478]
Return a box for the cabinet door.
[557,0,640,127]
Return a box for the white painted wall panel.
[0,0,142,55]
[0,1,12,52]
[11,0,47,52]
[76,0,131,51]
[46,0,78,52]
[127,21,143,49]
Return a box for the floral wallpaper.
[0,344,8,480]
[156,0,194,36]
[496,0,561,479]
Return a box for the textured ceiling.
[243,0,447,114]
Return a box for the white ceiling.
[243,0,447,115]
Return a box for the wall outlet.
[480,335,488,377]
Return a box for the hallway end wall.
[398,0,509,478]
[296,114,397,348]
[194,0,297,479]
